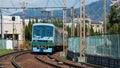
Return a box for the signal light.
[12,16,15,21]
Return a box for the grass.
[61,56,67,61]
[0,49,13,55]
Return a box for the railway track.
[11,51,30,68]
[35,54,86,68]
[52,52,107,68]
[0,50,106,68]
[35,54,70,68]
[0,50,30,68]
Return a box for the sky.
[0,0,99,15]
[1,0,99,7]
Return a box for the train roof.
[33,23,55,27]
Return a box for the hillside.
[11,0,111,21]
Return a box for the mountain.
[85,0,111,21]
[74,0,111,21]
[11,0,111,21]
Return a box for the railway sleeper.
[51,58,55,61]
[47,55,64,65]
[57,61,63,65]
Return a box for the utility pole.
[87,16,91,36]
[63,0,67,56]
[104,0,107,34]
[77,16,80,37]
[79,0,86,62]
[22,1,26,49]
[51,10,54,23]
[1,0,4,39]
[71,6,75,37]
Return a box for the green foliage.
[35,17,39,23]
[61,56,67,61]
[32,19,35,24]
[66,26,71,37]
[108,6,120,25]
[107,22,111,30]
[108,23,119,34]
[25,25,29,40]
[107,5,120,34]
[90,26,95,35]
[25,18,38,41]
[74,27,77,36]
[0,49,13,55]
[85,25,88,33]
[53,19,63,28]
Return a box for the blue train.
[31,23,67,53]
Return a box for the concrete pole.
[80,0,86,62]
[71,6,75,37]
[63,0,66,56]
[104,0,107,34]
[22,1,26,49]
[1,0,4,39]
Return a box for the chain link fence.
[68,34,120,59]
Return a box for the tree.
[32,19,35,24]
[109,23,119,34]
[108,6,120,25]
[35,17,39,23]
[53,19,63,28]
[107,5,120,34]
[90,26,95,35]
[66,26,71,37]
[25,18,37,41]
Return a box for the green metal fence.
[68,34,120,59]
[0,39,6,49]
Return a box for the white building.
[91,21,103,33]
[66,17,91,28]
[66,17,103,34]
[0,16,23,40]
[111,0,120,6]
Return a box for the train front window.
[33,25,53,37]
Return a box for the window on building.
[97,25,99,27]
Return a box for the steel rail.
[35,55,63,68]
[11,51,30,68]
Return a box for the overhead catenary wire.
[44,0,49,10]
[58,0,63,7]
[72,0,80,7]
[53,0,63,7]
[10,0,15,8]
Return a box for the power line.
[8,7,66,9]
[72,0,80,7]
[10,0,15,8]
[44,0,49,10]
[53,0,60,7]
[58,0,63,7]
